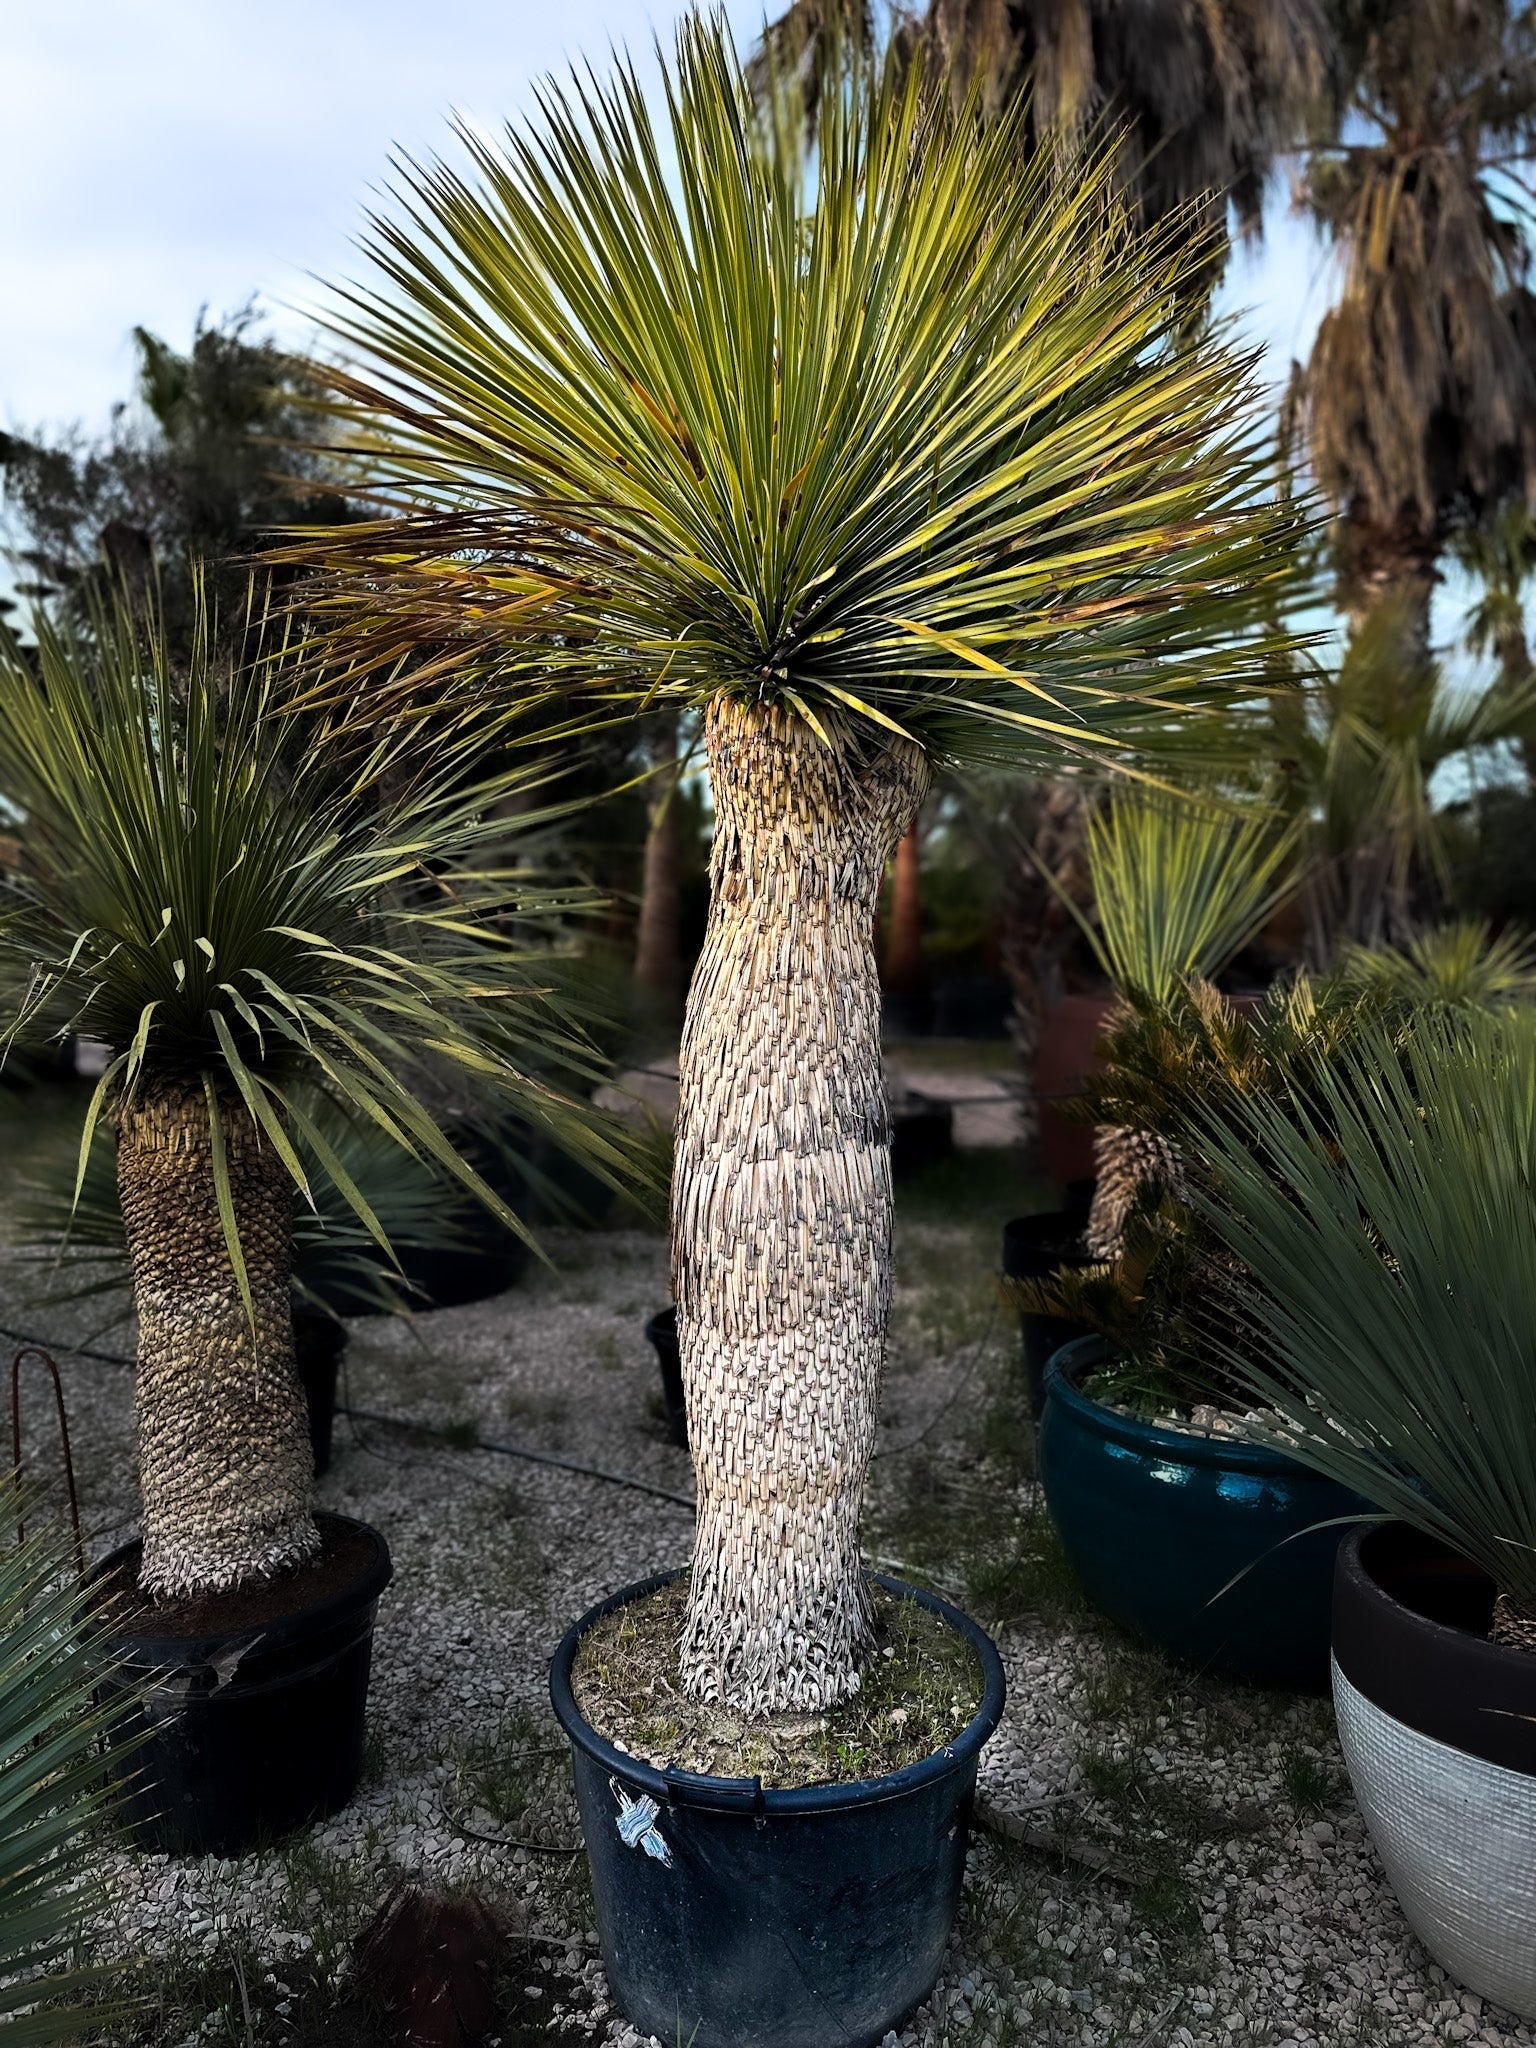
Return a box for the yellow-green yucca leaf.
[0,597,648,1292]
[1188,1006,1536,1615]
[1084,791,1298,1007]
[287,17,1309,769]
[0,1506,140,2043]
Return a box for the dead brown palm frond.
[1296,0,1536,616]
[918,0,1328,272]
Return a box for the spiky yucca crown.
[285,19,1306,776]
[0,598,642,1303]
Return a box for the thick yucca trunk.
[674,698,928,1712]
[118,1086,316,1599]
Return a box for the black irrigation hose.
[338,1405,696,1512]
[0,1321,134,1368]
[0,1319,697,1510]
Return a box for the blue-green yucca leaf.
[283,17,1311,771]
[0,596,651,1286]
[0,1504,139,2042]
[1188,1005,1536,1613]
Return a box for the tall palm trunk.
[633,711,684,1013]
[117,1086,316,1599]
[882,818,927,998]
[673,698,928,1713]
[1326,513,1440,951]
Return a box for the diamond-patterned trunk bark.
[118,1085,316,1598]
[673,698,928,1713]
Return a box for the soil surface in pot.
[101,1520,378,1639]
[572,1575,982,1786]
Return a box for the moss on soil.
[571,1574,983,1787]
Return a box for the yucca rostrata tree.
[0,602,633,1600]
[291,23,1303,1711]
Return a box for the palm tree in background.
[1295,0,1536,670]
[1453,500,1536,787]
[289,25,1303,1713]
[0,306,347,654]
[760,0,1328,300]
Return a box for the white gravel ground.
[2,1185,1532,2048]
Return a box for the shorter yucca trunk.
[674,698,928,1714]
[1492,1595,1536,1652]
[118,1086,316,1599]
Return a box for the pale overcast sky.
[3,0,1337,438]
[2,0,767,433]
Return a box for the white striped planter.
[1333,1526,1536,2022]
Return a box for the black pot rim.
[93,1511,393,1665]
[550,1570,1006,1817]
[1044,1335,1335,1479]
[645,1304,677,1340]
[1334,1522,1536,1776]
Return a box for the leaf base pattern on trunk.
[119,1087,317,1599]
[674,698,928,1713]
[1491,1592,1536,1655]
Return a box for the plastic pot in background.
[882,989,933,1039]
[550,1572,1006,2048]
[1040,1337,1370,1692]
[1333,1525,1536,2019]
[1033,992,1113,1192]
[98,1512,392,1857]
[293,1309,346,1475]
[1001,1183,1094,1419]
[645,1305,688,1449]
[932,975,1011,1040]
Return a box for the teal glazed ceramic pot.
[1040,1337,1369,1691]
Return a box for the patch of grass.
[503,1388,571,1429]
[573,1576,983,1786]
[1281,1744,1343,1818]
[438,1416,482,1450]
[1130,1873,1201,1945]
[591,1332,624,1372]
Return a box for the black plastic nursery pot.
[1040,1337,1370,1691]
[1001,1187,1094,1420]
[891,1093,955,1180]
[1331,1525,1536,2018]
[644,1305,688,1448]
[96,1511,392,1858]
[550,1571,1007,2048]
[293,1309,347,1475]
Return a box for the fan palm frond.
[1337,917,1536,1009]
[1082,791,1297,1007]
